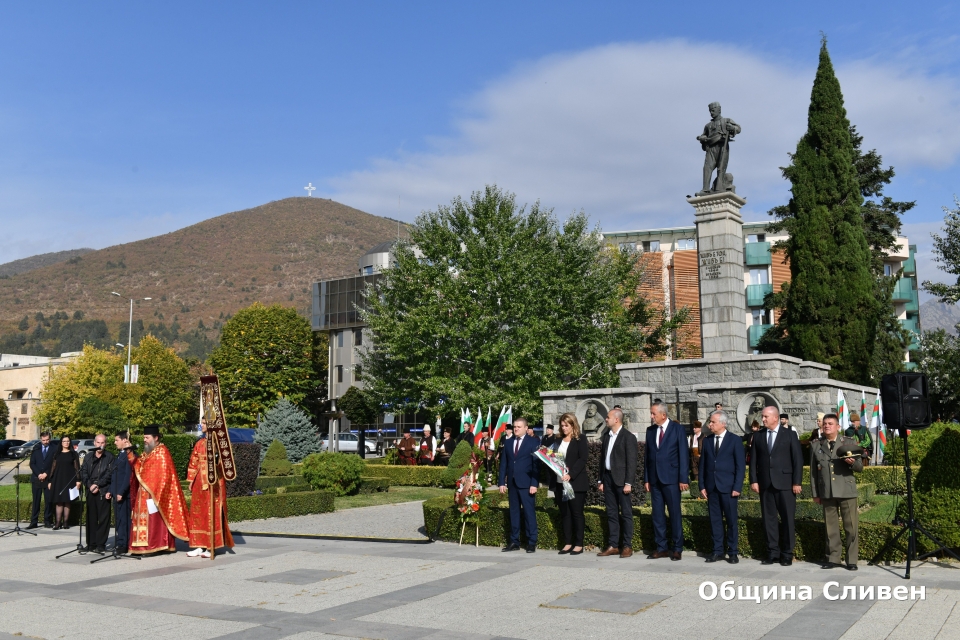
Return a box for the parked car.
[320,432,377,454]
[0,439,26,458]
[10,439,40,459]
[73,439,98,463]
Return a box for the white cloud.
[327,40,960,235]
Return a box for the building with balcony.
[1,352,80,440]
[604,223,921,364]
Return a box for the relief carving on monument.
[576,400,608,439]
[735,392,781,435]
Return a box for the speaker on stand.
[870,373,960,578]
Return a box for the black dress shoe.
[704,553,722,563]
[780,558,792,567]
[116,546,128,555]
[671,551,682,561]
[570,549,583,555]
[502,543,521,552]
[846,564,858,571]
[558,547,572,555]
[727,555,739,564]
[25,523,39,530]
[526,545,536,553]
[52,524,61,531]
[821,562,842,569]
[43,523,53,529]
[95,546,106,554]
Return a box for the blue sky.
[1,2,959,298]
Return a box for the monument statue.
[581,402,605,434]
[696,102,741,196]
[744,395,765,431]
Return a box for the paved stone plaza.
[2,512,960,640]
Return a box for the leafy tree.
[915,329,960,420]
[35,345,127,437]
[253,397,324,463]
[338,385,377,427]
[923,197,960,303]
[0,400,9,439]
[209,303,326,427]
[260,439,294,476]
[759,39,878,385]
[358,185,684,419]
[74,397,131,436]
[124,335,195,429]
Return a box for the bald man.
[749,405,803,566]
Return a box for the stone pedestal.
[688,192,749,358]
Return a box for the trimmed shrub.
[254,398,324,464]
[897,428,960,551]
[362,464,445,487]
[106,434,197,480]
[260,484,315,495]
[255,475,309,490]
[439,441,478,487]
[859,465,910,494]
[301,452,365,496]
[15,474,30,484]
[585,439,646,507]
[421,496,905,561]
[226,442,261,499]
[358,476,391,494]
[884,422,960,466]
[261,439,294,476]
[225,490,334,521]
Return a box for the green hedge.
[105,434,197,480]
[422,496,905,562]
[860,466,910,494]
[362,464,447,487]
[255,475,309,490]
[884,422,960,466]
[679,487,874,521]
[358,476,391,494]
[687,482,875,506]
[15,474,30,484]
[258,484,316,495]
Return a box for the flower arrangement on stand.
[454,452,492,546]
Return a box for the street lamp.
[112,292,152,383]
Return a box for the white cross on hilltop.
[304,183,316,197]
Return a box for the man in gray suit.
[811,414,863,570]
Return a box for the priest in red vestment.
[125,425,189,555]
[186,418,234,558]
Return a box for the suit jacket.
[498,434,541,489]
[699,431,746,494]
[810,436,863,500]
[29,442,55,481]
[597,427,638,487]
[551,435,590,492]
[749,427,803,491]
[644,420,689,486]
[109,448,133,500]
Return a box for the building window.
[618,242,636,252]
[354,366,362,381]
[354,329,362,346]
[336,365,343,383]
[364,266,373,275]
[884,264,892,276]
[677,238,696,250]
[746,233,766,243]
[751,309,768,325]
[336,331,344,348]
[642,240,660,252]
[749,268,769,285]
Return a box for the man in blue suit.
[27,431,55,529]
[644,401,689,560]
[105,429,134,554]
[498,417,540,553]
[699,410,745,564]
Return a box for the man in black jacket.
[27,431,55,529]
[750,405,803,566]
[597,409,638,558]
[105,430,133,554]
[80,434,115,553]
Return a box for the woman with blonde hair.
[553,412,590,555]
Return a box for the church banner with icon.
[199,375,236,482]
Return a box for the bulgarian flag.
[837,390,850,432]
[460,408,472,438]
[471,407,486,445]
[870,392,886,463]
[489,406,512,449]
[860,391,867,422]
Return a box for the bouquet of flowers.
[454,452,490,526]
[534,445,574,501]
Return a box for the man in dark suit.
[106,429,134,553]
[750,405,803,566]
[27,431,55,529]
[597,408,638,558]
[645,402,689,560]
[498,417,541,553]
[699,410,745,564]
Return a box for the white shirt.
[557,439,570,458]
[656,418,670,449]
[766,425,779,451]
[512,434,524,454]
[713,430,725,452]
[605,427,620,470]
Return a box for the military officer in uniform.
[811,413,863,570]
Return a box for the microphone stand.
[55,468,86,559]
[0,459,36,537]
[91,449,140,563]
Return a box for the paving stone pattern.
[1,525,959,640]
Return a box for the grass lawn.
[334,486,449,511]
[860,494,903,523]
[0,484,28,500]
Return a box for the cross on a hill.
[304,183,316,197]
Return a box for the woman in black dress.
[47,435,80,530]
[553,412,590,556]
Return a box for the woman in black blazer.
[554,412,590,555]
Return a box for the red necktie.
[659,425,665,446]
[514,437,520,456]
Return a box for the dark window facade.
[314,274,381,330]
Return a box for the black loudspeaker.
[880,373,932,432]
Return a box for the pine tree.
[760,38,878,384]
[254,398,324,463]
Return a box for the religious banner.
[199,375,236,482]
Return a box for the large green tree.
[922,197,960,303]
[759,39,879,384]
[915,329,960,420]
[209,303,326,427]
[358,185,684,419]
[0,399,9,439]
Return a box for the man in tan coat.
[811,414,863,570]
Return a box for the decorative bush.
[358,476,391,493]
[884,422,960,466]
[254,398,324,463]
[362,464,446,487]
[585,439,646,507]
[261,439,294,476]
[439,441,477,487]
[224,490,334,521]
[255,475,309,490]
[301,452,366,496]
[897,428,960,551]
[225,442,261,498]
[15,474,31,484]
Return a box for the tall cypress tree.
[761,38,878,384]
